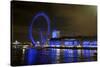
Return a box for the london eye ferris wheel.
[29,12,51,46]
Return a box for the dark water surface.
[11,48,97,66]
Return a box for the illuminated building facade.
[52,30,60,38]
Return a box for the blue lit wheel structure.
[29,12,50,46]
[25,12,51,65]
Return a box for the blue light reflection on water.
[49,40,61,63]
[24,48,96,65]
[63,49,73,62]
[24,40,97,65]
[82,41,91,57]
[37,49,50,64]
[50,48,57,63]
[25,48,37,65]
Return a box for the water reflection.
[11,46,97,66]
[11,39,97,66]
[26,48,97,65]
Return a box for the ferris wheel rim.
[29,12,50,46]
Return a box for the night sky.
[11,1,97,42]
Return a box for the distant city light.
[52,30,60,38]
[13,40,20,45]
